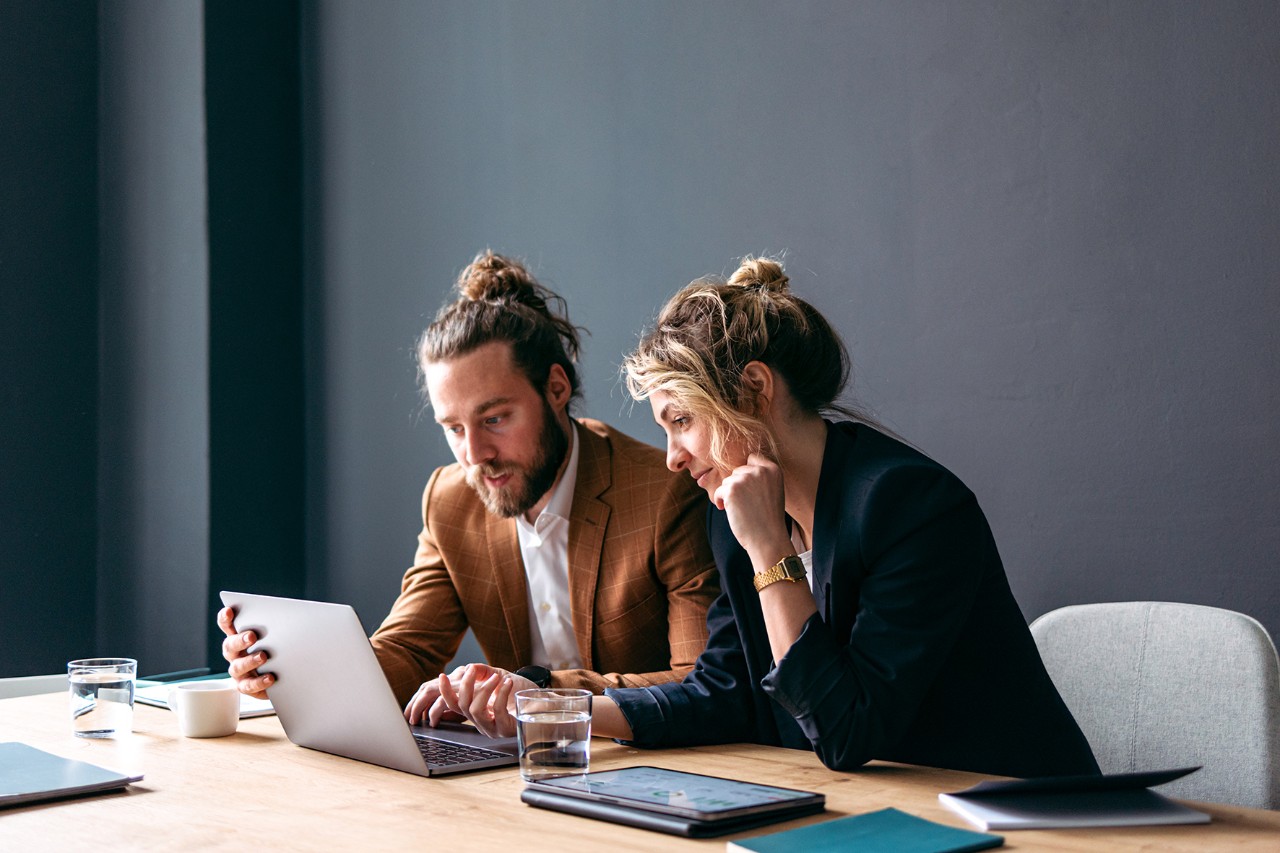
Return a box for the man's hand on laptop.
[404,663,532,738]
[217,606,274,700]
[403,666,470,726]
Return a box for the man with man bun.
[218,251,718,724]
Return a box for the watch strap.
[514,665,552,688]
[753,554,807,592]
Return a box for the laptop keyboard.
[415,735,512,767]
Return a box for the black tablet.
[522,766,825,836]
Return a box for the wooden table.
[2,692,1277,850]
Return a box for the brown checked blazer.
[370,418,719,706]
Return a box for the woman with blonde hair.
[436,256,1098,777]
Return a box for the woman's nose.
[665,438,688,473]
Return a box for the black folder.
[520,787,826,838]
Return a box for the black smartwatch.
[514,665,552,688]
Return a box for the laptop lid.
[219,591,519,777]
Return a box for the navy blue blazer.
[607,421,1098,778]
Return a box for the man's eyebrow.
[473,396,512,415]
[436,396,513,424]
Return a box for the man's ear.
[741,361,774,415]
[544,363,572,411]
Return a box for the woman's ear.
[741,361,774,415]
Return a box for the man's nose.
[463,432,495,467]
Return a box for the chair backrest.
[0,673,66,700]
[1030,601,1280,810]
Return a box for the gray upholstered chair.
[1030,601,1280,809]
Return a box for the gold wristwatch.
[753,554,807,592]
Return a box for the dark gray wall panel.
[0,2,99,677]
[204,0,307,669]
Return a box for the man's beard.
[465,401,569,519]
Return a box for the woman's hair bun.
[455,250,539,303]
[727,256,790,294]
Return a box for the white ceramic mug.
[168,682,240,738]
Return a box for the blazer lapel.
[565,421,610,670]
[812,421,860,639]
[715,514,806,740]
[485,511,532,666]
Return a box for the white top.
[515,423,582,671]
[797,548,815,593]
[793,528,815,593]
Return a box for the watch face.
[754,556,806,591]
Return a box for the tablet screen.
[527,766,823,821]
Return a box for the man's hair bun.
[418,250,583,404]
[455,250,542,306]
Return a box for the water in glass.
[70,671,135,738]
[517,709,590,780]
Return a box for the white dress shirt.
[515,423,583,671]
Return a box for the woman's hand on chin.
[714,452,793,566]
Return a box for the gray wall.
[3,1,309,679]
[0,1,213,678]
[303,1,1279,650]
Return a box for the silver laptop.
[220,591,520,777]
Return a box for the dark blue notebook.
[726,807,1003,852]
[0,742,143,808]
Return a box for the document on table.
[135,677,275,718]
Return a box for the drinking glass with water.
[67,658,137,738]
[515,688,591,781]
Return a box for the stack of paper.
[135,677,274,718]
[938,767,1210,830]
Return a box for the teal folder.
[0,742,143,808]
[726,807,1004,853]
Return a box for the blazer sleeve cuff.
[760,613,849,737]
[604,686,670,748]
